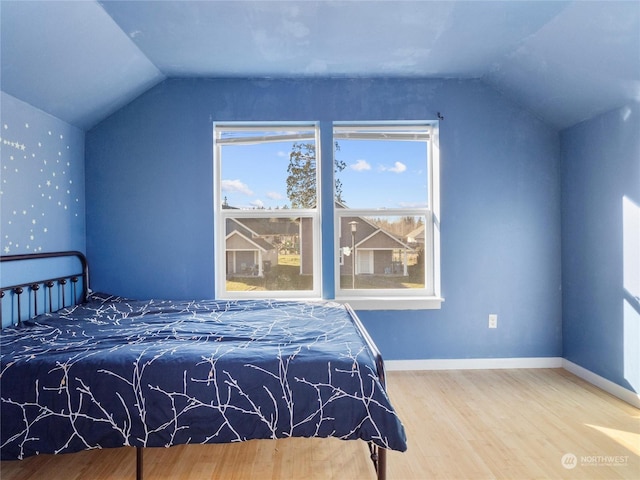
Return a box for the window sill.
[334,296,444,311]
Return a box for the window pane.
[218,128,317,210]
[225,216,314,292]
[338,215,426,290]
[334,129,429,209]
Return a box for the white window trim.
[213,121,443,310]
[332,122,442,310]
[341,296,444,310]
[214,122,322,300]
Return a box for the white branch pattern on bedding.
[1,296,406,460]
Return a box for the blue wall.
[0,92,86,327]
[561,102,640,393]
[86,78,563,362]
[0,92,85,255]
[2,76,635,393]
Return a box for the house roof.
[1,1,638,131]
[358,229,414,251]
[406,224,425,243]
[225,229,274,252]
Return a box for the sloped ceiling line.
[1,0,638,131]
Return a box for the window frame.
[213,122,323,300]
[332,122,442,310]
[213,121,442,309]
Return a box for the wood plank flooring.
[2,368,638,479]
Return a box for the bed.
[1,251,406,479]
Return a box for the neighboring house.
[226,211,413,279]
[299,217,314,276]
[405,224,425,246]
[338,216,414,277]
[225,218,278,277]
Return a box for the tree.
[286,142,346,208]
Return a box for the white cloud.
[266,191,283,199]
[351,159,371,171]
[221,179,253,196]
[387,161,407,173]
[250,199,265,208]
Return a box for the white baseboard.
[383,357,640,409]
[562,359,640,409]
[385,357,563,371]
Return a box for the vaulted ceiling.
[1,0,638,131]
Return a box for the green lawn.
[227,263,312,291]
[227,263,423,291]
[339,275,424,289]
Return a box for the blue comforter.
[1,295,406,460]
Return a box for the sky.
[219,136,429,210]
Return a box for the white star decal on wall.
[1,115,82,253]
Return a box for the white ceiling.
[1,0,638,131]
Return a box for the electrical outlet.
[488,314,498,328]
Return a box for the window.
[214,124,321,298]
[333,123,441,309]
[214,122,441,309]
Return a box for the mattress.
[1,294,407,460]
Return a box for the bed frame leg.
[136,447,143,480]
[369,443,387,480]
[378,447,387,480]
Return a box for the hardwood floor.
[2,369,638,479]
[386,369,638,480]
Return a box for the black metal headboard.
[0,251,88,327]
